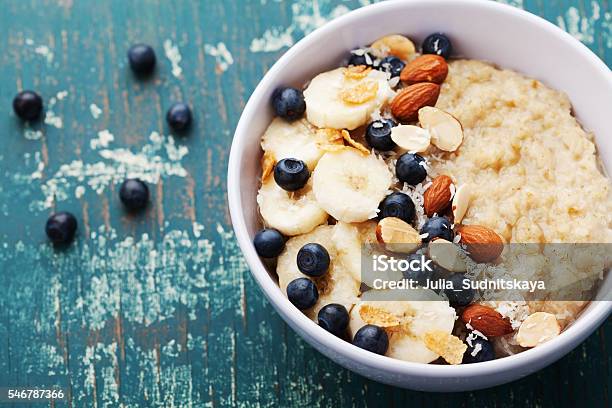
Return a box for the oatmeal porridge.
[251,32,611,364]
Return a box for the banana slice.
[277,224,361,319]
[257,178,328,236]
[332,221,403,287]
[313,149,393,223]
[304,67,395,130]
[261,118,343,170]
[349,289,456,363]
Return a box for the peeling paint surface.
[0,1,609,407]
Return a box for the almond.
[418,107,463,152]
[390,124,431,153]
[457,225,504,263]
[516,312,560,347]
[424,175,454,217]
[370,34,416,61]
[451,184,472,224]
[391,83,440,123]
[376,216,421,253]
[400,54,448,85]
[462,304,513,337]
[427,238,467,272]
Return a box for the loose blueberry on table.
[127,44,156,75]
[45,212,78,245]
[352,324,389,355]
[166,102,192,131]
[271,87,306,121]
[13,90,43,121]
[119,178,149,211]
[318,303,349,338]
[420,216,454,242]
[273,158,310,191]
[463,337,495,364]
[378,192,416,224]
[286,277,319,310]
[365,119,396,151]
[422,33,453,59]
[253,228,285,258]
[395,153,428,185]
[297,243,330,277]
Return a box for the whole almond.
[462,304,513,337]
[424,175,454,217]
[400,54,448,85]
[457,225,504,263]
[391,83,440,123]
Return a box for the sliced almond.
[390,124,431,153]
[427,238,467,272]
[376,217,421,253]
[516,312,560,347]
[418,106,463,152]
[423,331,467,365]
[370,34,416,61]
[452,184,472,224]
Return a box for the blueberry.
[422,33,453,59]
[443,273,475,307]
[365,119,396,151]
[13,90,43,121]
[396,153,427,185]
[274,158,309,191]
[348,50,375,67]
[127,44,156,75]
[318,303,349,338]
[286,278,318,310]
[45,211,77,245]
[166,102,192,131]
[419,216,453,243]
[352,325,388,355]
[463,337,495,364]
[378,192,415,224]
[379,56,405,78]
[119,178,149,211]
[297,243,330,277]
[253,228,285,258]
[271,87,306,121]
[403,253,435,286]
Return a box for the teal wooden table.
[0,0,609,406]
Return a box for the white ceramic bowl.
[228,0,612,391]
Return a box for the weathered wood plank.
[0,0,609,407]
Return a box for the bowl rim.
[228,0,612,377]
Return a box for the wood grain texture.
[0,0,609,407]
